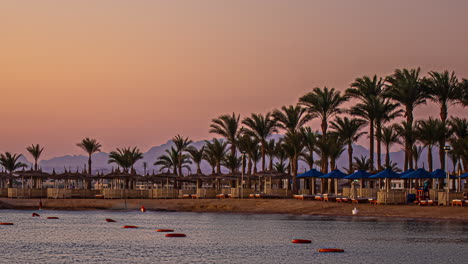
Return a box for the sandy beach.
[1,198,467,221]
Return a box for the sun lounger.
[314,195,323,201]
[451,199,464,207]
[182,194,191,199]
[351,198,367,204]
[294,194,314,200]
[368,198,378,205]
[249,194,255,199]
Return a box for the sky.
[1,0,468,159]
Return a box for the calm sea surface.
[0,210,467,264]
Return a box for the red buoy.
[32,213,40,217]
[292,239,312,244]
[105,218,116,222]
[156,229,174,232]
[47,217,59,219]
[0,222,14,225]
[318,248,344,253]
[123,225,138,228]
[165,233,186,237]
[140,206,146,213]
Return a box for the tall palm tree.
[314,134,332,173]
[237,135,261,175]
[381,125,400,169]
[330,116,367,173]
[26,144,44,171]
[221,154,242,174]
[155,147,179,174]
[209,112,241,156]
[204,138,228,174]
[347,75,385,171]
[385,68,428,170]
[108,147,144,173]
[187,146,205,175]
[415,118,444,171]
[265,139,276,171]
[242,112,277,172]
[0,152,27,188]
[172,135,193,176]
[76,138,102,175]
[373,98,402,170]
[394,121,417,170]
[423,71,460,170]
[299,87,349,137]
[281,131,304,192]
[274,142,288,173]
[448,117,468,171]
[327,134,347,171]
[300,127,319,170]
[272,105,311,134]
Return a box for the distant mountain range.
[15,137,451,175]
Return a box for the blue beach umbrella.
[401,168,432,179]
[320,169,347,179]
[399,169,415,177]
[460,173,468,178]
[369,168,401,179]
[430,169,456,179]
[344,170,372,180]
[297,169,324,178]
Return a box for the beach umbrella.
[399,169,415,177]
[460,173,468,178]
[297,169,324,178]
[401,168,432,179]
[320,170,347,195]
[369,168,400,191]
[430,169,456,179]
[344,170,372,197]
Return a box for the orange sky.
[1,0,468,159]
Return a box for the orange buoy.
[318,248,344,253]
[292,239,312,244]
[47,217,59,219]
[32,213,40,217]
[156,229,174,232]
[123,225,138,228]
[165,233,186,237]
[0,222,14,225]
[105,218,116,222]
[140,206,146,213]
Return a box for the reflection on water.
[0,210,467,264]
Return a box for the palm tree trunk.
[88,155,92,175]
[376,123,382,171]
[269,156,273,171]
[385,144,390,168]
[216,161,221,174]
[369,119,375,171]
[34,159,38,171]
[407,109,414,169]
[348,143,353,173]
[247,158,252,175]
[261,143,266,171]
[428,145,433,172]
[292,155,298,193]
[231,145,236,157]
[197,163,202,175]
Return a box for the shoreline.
[1,198,467,222]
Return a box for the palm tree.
[26,144,44,171]
[273,105,311,134]
[204,138,228,174]
[242,112,277,172]
[448,117,468,171]
[327,134,346,171]
[265,139,276,171]
[381,125,400,169]
[299,87,349,137]
[347,75,385,171]
[385,68,428,169]
[172,135,193,176]
[394,121,417,171]
[300,127,319,170]
[209,112,241,156]
[221,154,242,174]
[423,71,460,170]
[187,146,205,175]
[314,134,331,173]
[412,146,424,169]
[0,152,27,188]
[373,98,402,170]
[237,135,260,175]
[108,147,144,173]
[415,118,444,171]
[330,116,367,173]
[460,79,468,106]
[76,138,102,175]
[352,155,371,171]
[155,147,179,174]
[281,131,304,192]
[274,143,288,173]
[203,151,218,175]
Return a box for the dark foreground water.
[0,210,467,264]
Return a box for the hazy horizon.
[2,0,468,159]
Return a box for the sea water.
[0,210,467,263]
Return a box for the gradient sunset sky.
[1,0,468,159]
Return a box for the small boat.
[47,217,59,219]
[105,218,116,222]
[291,239,312,244]
[318,248,344,253]
[156,229,174,232]
[0,222,14,225]
[165,233,186,237]
[32,213,40,217]
[122,225,138,228]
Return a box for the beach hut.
[343,170,373,197]
[370,168,405,204]
[10,170,50,198]
[297,169,323,195]
[319,169,347,195]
